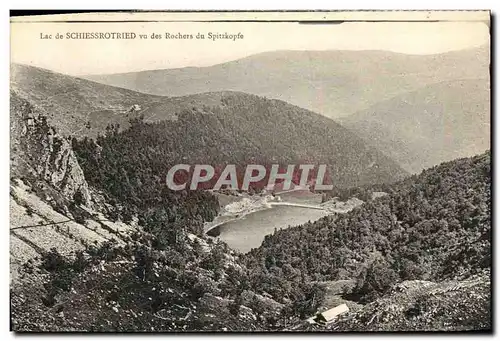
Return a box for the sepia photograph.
[9,10,491,332]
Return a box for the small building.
[315,304,349,324]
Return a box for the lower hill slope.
[297,272,490,331]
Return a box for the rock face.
[10,92,139,281]
[40,131,92,205]
[10,90,92,206]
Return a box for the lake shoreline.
[204,190,369,252]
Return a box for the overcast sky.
[11,20,489,76]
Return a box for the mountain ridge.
[82,45,490,76]
[82,46,489,119]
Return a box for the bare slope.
[11,64,226,138]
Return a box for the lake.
[212,204,329,253]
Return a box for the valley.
[9,47,491,332]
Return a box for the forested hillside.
[11,64,410,249]
[245,151,491,303]
[55,46,492,174]
[69,91,408,242]
[10,101,329,331]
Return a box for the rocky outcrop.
[39,130,92,206]
[11,91,92,207]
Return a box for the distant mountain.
[83,46,489,119]
[339,79,490,173]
